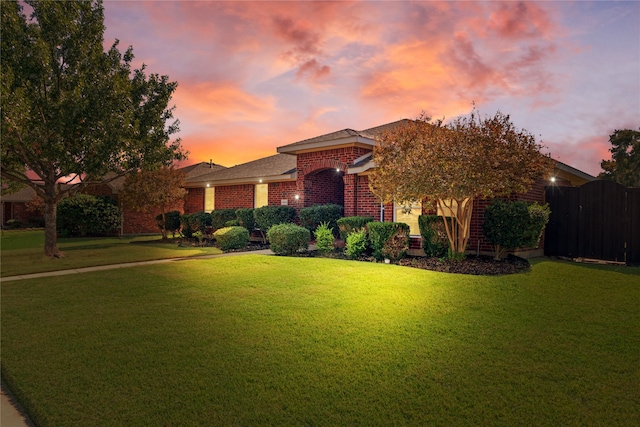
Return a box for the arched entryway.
[303,168,345,207]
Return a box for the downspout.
[380,203,385,222]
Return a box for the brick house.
[182,119,595,257]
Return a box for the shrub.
[193,230,204,245]
[5,219,25,229]
[525,203,551,248]
[382,227,410,261]
[483,199,547,260]
[418,215,448,258]
[254,205,297,231]
[267,223,310,255]
[180,211,212,238]
[214,226,250,251]
[299,204,343,234]
[345,228,368,259]
[337,216,374,240]
[57,194,121,237]
[224,219,239,227]
[235,208,256,232]
[155,210,181,238]
[314,222,335,254]
[367,221,410,261]
[211,209,237,230]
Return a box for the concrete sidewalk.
[0,248,274,283]
[0,248,274,424]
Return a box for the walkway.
[0,248,274,425]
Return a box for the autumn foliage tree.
[1,1,186,257]
[120,167,187,240]
[370,111,554,258]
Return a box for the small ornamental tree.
[599,128,640,188]
[120,166,187,239]
[370,110,554,258]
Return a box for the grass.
[0,229,222,277]
[2,255,639,426]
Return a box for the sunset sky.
[103,1,639,176]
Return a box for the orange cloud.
[173,82,276,124]
[487,1,555,39]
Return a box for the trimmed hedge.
[57,194,121,237]
[254,205,297,231]
[213,226,250,251]
[299,204,343,234]
[155,210,181,238]
[267,223,310,255]
[337,216,374,240]
[181,211,212,238]
[235,208,256,232]
[367,221,410,261]
[211,209,237,230]
[418,215,449,258]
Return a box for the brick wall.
[304,169,344,206]
[185,188,205,214]
[215,184,255,209]
[268,181,298,207]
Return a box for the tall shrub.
[180,211,212,238]
[267,223,310,255]
[299,204,343,234]
[57,194,121,237]
[254,205,297,231]
[155,210,181,238]
[418,215,448,258]
[483,200,550,260]
[337,216,374,240]
[210,209,237,230]
[367,221,410,261]
[345,228,368,259]
[235,208,256,232]
[314,222,335,254]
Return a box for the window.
[394,202,421,236]
[204,187,215,212]
[255,184,268,208]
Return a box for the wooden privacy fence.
[545,180,640,264]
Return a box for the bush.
[5,219,25,229]
[57,194,121,237]
[155,210,181,238]
[211,209,237,230]
[267,223,310,255]
[224,219,239,227]
[314,222,335,254]
[418,215,448,258]
[382,227,410,261]
[180,211,212,238]
[254,205,297,231]
[367,221,410,261]
[235,208,256,232]
[483,200,549,260]
[337,216,374,240]
[214,226,250,251]
[345,228,368,259]
[299,204,343,234]
[525,203,551,248]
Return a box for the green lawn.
[0,230,222,277]
[2,255,638,426]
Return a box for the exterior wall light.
[550,177,556,183]
[259,179,263,183]
[294,194,300,200]
[206,183,210,187]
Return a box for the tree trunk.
[44,198,63,257]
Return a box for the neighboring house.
[182,119,596,257]
[1,186,42,226]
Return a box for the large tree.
[370,111,554,257]
[599,129,640,188]
[1,1,186,256]
[119,166,187,240]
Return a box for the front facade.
[183,120,596,256]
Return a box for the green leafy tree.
[370,110,554,258]
[599,129,640,188]
[120,166,187,240]
[1,1,186,256]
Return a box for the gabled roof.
[1,185,38,202]
[277,120,412,155]
[185,154,297,187]
[181,161,227,180]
